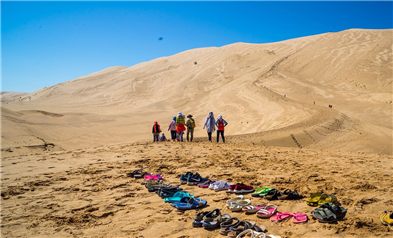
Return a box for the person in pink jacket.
[168,116,177,142]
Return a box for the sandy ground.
[1,141,392,238]
[1,29,393,237]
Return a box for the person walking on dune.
[176,112,186,142]
[216,115,228,143]
[152,121,161,142]
[168,116,177,142]
[203,111,215,143]
[185,114,196,142]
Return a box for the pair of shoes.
[171,197,207,210]
[144,174,164,180]
[187,173,208,185]
[255,204,277,217]
[278,189,302,200]
[222,220,266,237]
[197,179,215,188]
[242,204,269,214]
[311,202,347,223]
[226,196,251,212]
[380,210,393,231]
[163,191,193,203]
[264,189,301,200]
[267,211,307,223]
[179,172,193,184]
[306,192,337,206]
[179,172,208,185]
[209,181,233,191]
[251,187,273,197]
[193,209,231,229]
[228,183,254,193]
[157,188,184,198]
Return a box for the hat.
[173,116,176,120]
[187,114,193,118]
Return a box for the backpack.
[190,118,196,128]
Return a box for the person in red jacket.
[152,121,161,142]
[215,115,228,143]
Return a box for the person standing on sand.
[185,114,196,142]
[176,112,186,142]
[152,121,161,142]
[203,111,215,143]
[168,116,177,142]
[216,115,228,143]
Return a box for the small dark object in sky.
[158,37,163,41]
[194,61,197,65]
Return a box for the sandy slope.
[1,29,393,237]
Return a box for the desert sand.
[1,29,392,237]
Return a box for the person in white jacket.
[168,116,177,142]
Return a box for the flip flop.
[251,187,273,197]
[270,212,292,222]
[163,192,193,203]
[256,205,277,218]
[173,197,207,210]
[242,204,268,213]
[306,192,322,206]
[291,212,308,223]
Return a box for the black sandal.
[278,189,301,200]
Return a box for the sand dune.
[1,29,393,237]
[2,29,392,154]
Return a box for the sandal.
[311,202,347,223]
[278,189,301,200]
[264,189,282,200]
[203,213,231,229]
[229,199,252,212]
[317,194,338,206]
[172,197,207,210]
[270,212,292,222]
[291,212,308,223]
[193,211,211,227]
[242,204,268,214]
[226,195,245,207]
[380,210,393,231]
[220,217,240,235]
[256,205,277,218]
[251,187,273,197]
[306,192,323,206]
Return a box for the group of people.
[152,111,228,143]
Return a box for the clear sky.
[2,1,392,93]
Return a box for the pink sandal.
[256,205,277,218]
[270,212,292,221]
[144,174,164,180]
[291,212,308,223]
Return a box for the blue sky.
[2,1,392,93]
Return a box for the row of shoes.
[192,209,281,238]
